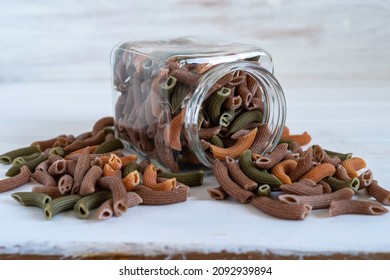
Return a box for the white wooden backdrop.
[1,0,389,88]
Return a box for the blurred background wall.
[1,0,389,89]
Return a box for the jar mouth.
[184,61,286,168]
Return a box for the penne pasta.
[209,128,258,160]
[213,159,254,204]
[280,131,312,146]
[278,188,355,209]
[225,156,258,191]
[0,166,31,193]
[11,192,52,209]
[98,176,129,216]
[366,180,390,205]
[341,157,367,178]
[169,108,186,151]
[207,186,228,200]
[143,163,176,191]
[279,178,323,196]
[133,184,189,205]
[72,148,92,194]
[79,165,103,196]
[31,170,56,187]
[300,163,336,183]
[329,199,388,216]
[271,159,297,185]
[252,196,312,220]
[58,174,74,194]
[253,143,289,170]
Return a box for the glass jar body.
[111,37,286,172]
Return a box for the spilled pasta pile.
[0,117,202,220]
[0,116,389,220]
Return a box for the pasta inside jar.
[111,37,286,171]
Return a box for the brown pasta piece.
[279,178,323,196]
[290,147,313,182]
[31,135,65,151]
[287,141,303,154]
[213,159,254,204]
[48,154,64,164]
[250,124,271,154]
[317,180,332,193]
[169,108,186,151]
[253,143,289,170]
[358,169,373,190]
[31,170,56,187]
[223,95,242,110]
[63,130,106,153]
[271,159,297,184]
[35,160,51,173]
[341,157,367,178]
[58,174,74,194]
[209,128,257,160]
[133,184,189,205]
[92,116,114,137]
[98,176,128,216]
[96,192,143,220]
[252,196,312,220]
[329,199,388,216]
[207,72,234,96]
[312,145,341,166]
[207,186,228,200]
[227,75,246,87]
[225,156,258,191]
[142,164,176,191]
[72,148,92,194]
[0,166,31,193]
[170,68,200,86]
[79,165,103,196]
[65,160,77,177]
[154,124,180,173]
[237,82,253,107]
[278,188,355,209]
[334,164,351,181]
[230,129,252,140]
[300,163,336,183]
[64,145,98,160]
[198,126,222,140]
[32,186,64,199]
[47,159,67,176]
[366,180,390,205]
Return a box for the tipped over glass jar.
[111,37,286,172]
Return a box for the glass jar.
[111,37,286,172]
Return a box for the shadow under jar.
[111,37,286,172]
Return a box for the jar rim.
[184,61,287,168]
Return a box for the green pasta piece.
[11,152,42,166]
[210,135,224,148]
[44,195,81,220]
[257,184,271,197]
[219,110,235,127]
[239,150,282,189]
[74,191,112,219]
[278,138,294,144]
[11,192,52,209]
[93,138,124,154]
[49,147,67,157]
[171,83,191,114]
[123,163,140,177]
[229,110,263,133]
[104,127,115,135]
[324,177,360,192]
[323,149,353,161]
[0,146,41,165]
[161,75,177,95]
[207,87,231,125]
[6,153,47,177]
[158,170,205,187]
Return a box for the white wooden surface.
[0,0,390,258]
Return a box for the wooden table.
[1,82,389,260]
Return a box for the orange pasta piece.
[341,157,367,178]
[300,163,336,183]
[271,159,298,185]
[103,164,116,177]
[169,108,186,151]
[143,163,176,191]
[122,170,141,191]
[209,127,258,160]
[281,131,311,146]
[281,126,290,137]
